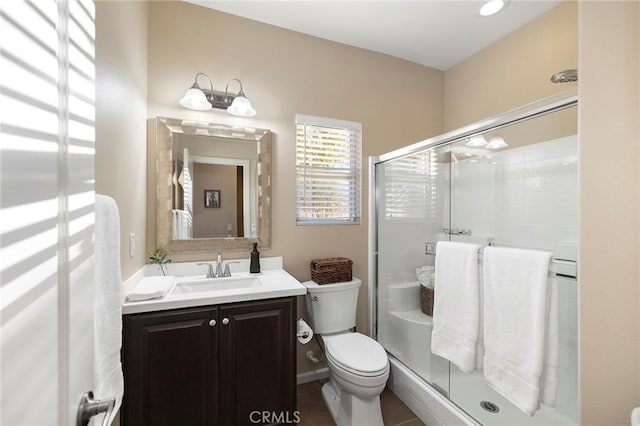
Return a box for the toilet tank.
[302,278,361,334]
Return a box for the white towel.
[632,407,640,426]
[94,194,124,425]
[127,276,175,301]
[540,278,559,407]
[431,241,481,373]
[172,209,192,240]
[482,246,556,416]
[172,209,179,240]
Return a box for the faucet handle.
[197,262,216,279]
[223,261,240,277]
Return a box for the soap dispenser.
[249,242,261,273]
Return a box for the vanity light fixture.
[179,73,257,117]
[479,0,509,17]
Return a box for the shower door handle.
[441,228,472,236]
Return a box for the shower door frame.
[367,88,578,424]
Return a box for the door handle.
[76,391,115,426]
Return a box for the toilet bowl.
[303,279,389,426]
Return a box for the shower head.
[550,69,578,83]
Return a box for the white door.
[1,1,98,424]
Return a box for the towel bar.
[424,241,578,279]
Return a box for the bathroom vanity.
[120,259,305,426]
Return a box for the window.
[296,114,361,225]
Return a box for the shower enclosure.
[369,91,578,426]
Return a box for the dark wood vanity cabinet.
[122,297,296,426]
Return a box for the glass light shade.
[179,87,212,111]
[486,136,508,149]
[227,95,256,117]
[480,0,506,16]
[466,135,488,147]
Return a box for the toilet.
[303,278,389,426]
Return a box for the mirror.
[153,117,271,253]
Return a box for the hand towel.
[94,194,124,424]
[127,276,175,302]
[172,209,179,240]
[482,246,555,416]
[431,241,481,373]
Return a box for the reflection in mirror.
[173,134,258,239]
[153,117,271,253]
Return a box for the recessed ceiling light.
[480,0,508,17]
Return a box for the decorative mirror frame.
[153,117,271,253]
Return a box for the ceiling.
[184,0,561,70]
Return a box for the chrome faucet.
[198,253,238,279]
[215,253,223,278]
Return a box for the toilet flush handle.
[312,296,319,302]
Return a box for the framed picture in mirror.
[204,189,220,208]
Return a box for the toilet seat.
[322,333,389,377]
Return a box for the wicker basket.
[310,257,353,285]
[420,285,434,316]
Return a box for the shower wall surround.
[451,135,577,261]
[371,94,578,426]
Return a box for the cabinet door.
[219,298,296,425]
[123,307,219,426]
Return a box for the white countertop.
[122,257,306,315]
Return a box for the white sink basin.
[122,257,308,315]
[172,275,262,295]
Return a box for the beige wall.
[444,1,578,131]
[578,2,640,424]
[146,1,444,371]
[95,1,148,279]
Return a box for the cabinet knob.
[209,319,216,327]
[222,318,229,325]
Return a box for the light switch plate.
[129,233,135,257]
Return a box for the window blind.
[295,114,361,225]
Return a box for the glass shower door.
[447,105,579,426]
[375,144,451,395]
[373,98,578,426]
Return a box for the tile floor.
[297,380,425,426]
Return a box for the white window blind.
[296,114,361,225]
